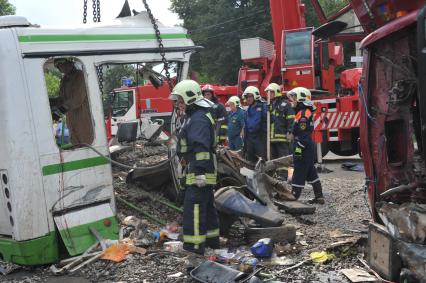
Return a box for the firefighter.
[287,87,325,204]
[202,84,228,144]
[242,86,267,162]
[170,80,219,255]
[226,96,245,150]
[266,83,295,158]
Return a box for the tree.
[0,0,16,16]
[44,69,62,97]
[171,0,272,85]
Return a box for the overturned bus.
[0,14,194,265]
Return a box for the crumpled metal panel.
[378,202,426,244]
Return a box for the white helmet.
[170,80,203,105]
[226,96,241,107]
[287,87,315,108]
[242,86,261,101]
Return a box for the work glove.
[294,142,304,160]
[286,133,294,143]
[195,175,207,188]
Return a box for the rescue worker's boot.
[308,182,325,204]
[292,186,302,200]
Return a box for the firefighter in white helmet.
[226,96,245,150]
[265,82,295,160]
[170,80,219,254]
[287,87,324,204]
[242,86,267,162]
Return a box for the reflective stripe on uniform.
[186,173,217,185]
[292,184,305,188]
[180,138,188,153]
[194,204,200,238]
[220,125,228,129]
[205,112,215,125]
[183,234,206,244]
[195,152,210,160]
[286,114,295,119]
[207,228,220,238]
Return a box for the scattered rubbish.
[100,241,147,263]
[164,241,184,252]
[357,256,395,283]
[276,259,310,275]
[327,237,362,250]
[117,196,168,226]
[167,272,184,278]
[263,256,295,266]
[251,238,273,258]
[0,261,20,275]
[341,162,364,172]
[190,260,263,283]
[275,243,302,256]
[340,268,377,282]
[274,200,316,215]
[245,225,296,244]
[329,229,354,238]
[310,251,335,263]
[299,240,308,246]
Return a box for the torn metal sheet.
[214,188,284,227]
[397,241,426,282]
[377,202,426,244]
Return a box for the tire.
[218,211,238,236]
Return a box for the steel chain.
[96,65,104,96]
[96,0,101,22]
[141,0,173,90]
[83,0,88,24]
[92,0,97,22]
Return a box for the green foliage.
[0,0,15,16]
[44,70,62,97]
[318,0,349,18]
[171,0,272,85]
[103,64,138,94]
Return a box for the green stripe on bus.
[18,33,188,43]
[42,156,109,176]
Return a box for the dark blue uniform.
[211,102,228,144]
[291,107,321,198]
[244,101,267,162]
[177,107,219,254]
[227,107,245,150]
[270,96,295,158]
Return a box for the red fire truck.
[109,81,173,138]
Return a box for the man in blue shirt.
[242,86,267,162]
[226,96,245,150]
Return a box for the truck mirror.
[312,21,347,39]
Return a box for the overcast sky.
[9,0,181,27]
